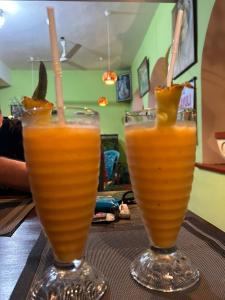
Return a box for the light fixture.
[0,9,5,28]
[0,1,18,14]
[102,10,117,85]
[98,96,108,107]
[102,71,117,85]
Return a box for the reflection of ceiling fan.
[28,37,86,70]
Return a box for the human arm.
[0,156,30,192]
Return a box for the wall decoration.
[172,0,197,79]
[116,72,132,102]
[137,57,150,97]
[10,103,23,118]
[179,77,196,110]
[179,77,197,143]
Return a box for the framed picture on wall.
[172,0,197,79]
[116,72,132,102]
[179,77,197,110]
[137,57,150,97]
[10,103,23,118]
[179,77,198,142]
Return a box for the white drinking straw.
[166,9,184,87]
[47,7,65,121]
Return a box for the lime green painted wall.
[0,69,130,161]
[131,0,225,231]
[131,3,174,103]
[191,168,225,230]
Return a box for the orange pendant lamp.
[102,10,117,85]
[98,96,108,107]
[102,71,117,85]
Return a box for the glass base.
[130,246,200,292]
[29,259,107,300]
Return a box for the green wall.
[0,69,130,161]
[131,3,174,109]
[131,0,225,231]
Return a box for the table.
[0,205,225,300]
[0,209,41,300]
[0,203,138,300]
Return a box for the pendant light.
[97,58,109,106]
[102,10,117,85]
[98,96,108,107]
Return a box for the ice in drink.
[23,123,100,262]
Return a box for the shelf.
[195,163,225,174]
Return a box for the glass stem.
[54,259,82,270]
[150,245,177,255]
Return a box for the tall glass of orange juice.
[22,106,107,299]
[125,99,199,292]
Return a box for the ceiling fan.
[28,37,86,70]
[59,37,86,70]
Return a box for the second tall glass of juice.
[22,106,107,300]
[125,107,199,292]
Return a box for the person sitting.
[0,109,30,192]
[0,62,48,193]
[0,156,29,192]
[0,108,24,161]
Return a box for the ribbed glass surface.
[125,124,196,248]
[23,125,100,262]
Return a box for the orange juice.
[125,123,196,248]
[23,124,100,262]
